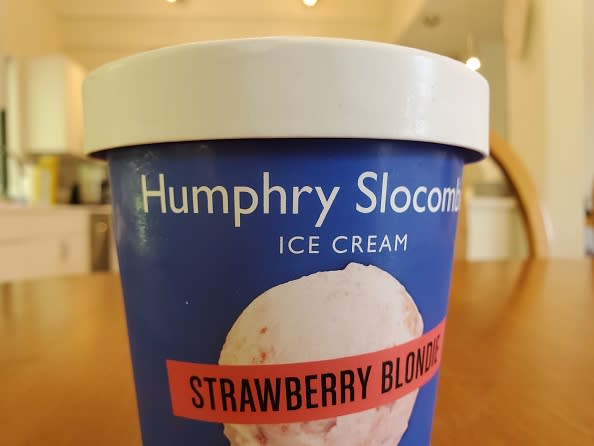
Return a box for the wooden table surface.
[1,260,593,445]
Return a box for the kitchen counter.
[0,204,114,282]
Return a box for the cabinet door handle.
[59,240,69,261]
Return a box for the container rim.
[83,37,490,162]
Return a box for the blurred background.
[0,0,593,283]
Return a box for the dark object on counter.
[0,110,7,196]
[69,182,81,204]
[100,179,110,204]
[90,213,111,271]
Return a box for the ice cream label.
[108,138,464,446]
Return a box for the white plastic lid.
[83,37,489,159]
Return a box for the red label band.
[167,319,445,424]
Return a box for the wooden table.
[2,260,593,445]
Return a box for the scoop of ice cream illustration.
[219,262,423,446]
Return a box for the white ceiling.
[399,0,503,59]
[49,0,426,70]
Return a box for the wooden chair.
[455,131,552,259]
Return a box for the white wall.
[506,0,587,257]
[543,0,587,257]
[479,39,508,139]
[506,3,546,191]
[464,39,509,189]
[585,0,594,208]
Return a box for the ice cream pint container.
[83,38,489,446]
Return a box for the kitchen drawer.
[0,208,89,241]
[0,234,89,282]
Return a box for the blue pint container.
[84,38,489,446]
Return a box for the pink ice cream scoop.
[219,263,424,446]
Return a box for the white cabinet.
[466,197,529,260]
[25,55,86,155]
[0,207,90,282]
